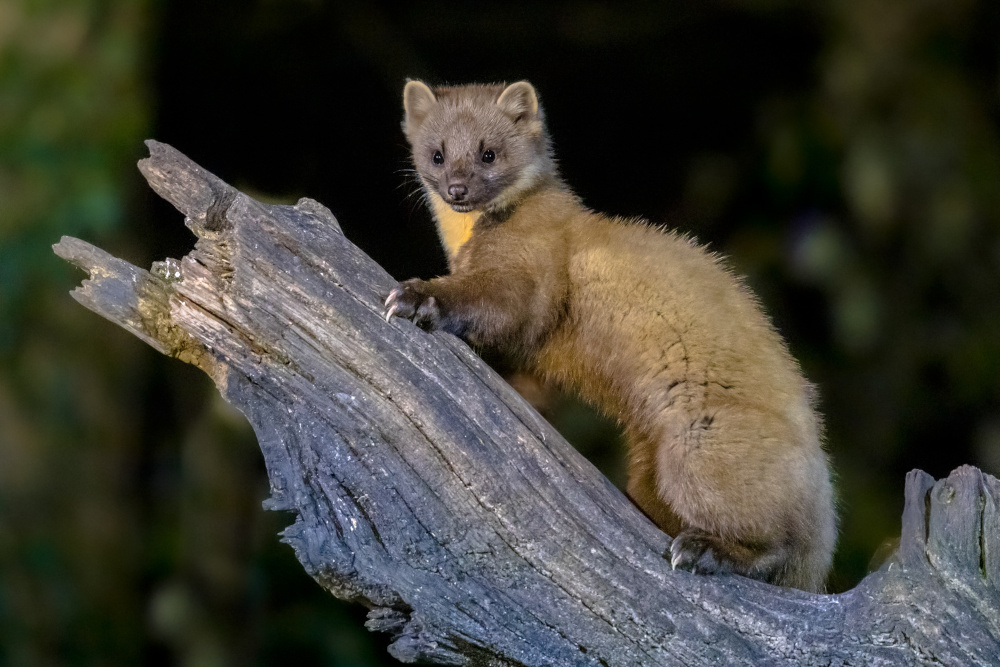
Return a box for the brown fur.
[387,80,837,592]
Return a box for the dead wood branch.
[54,141,1000,666]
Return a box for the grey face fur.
[403,81,553,213]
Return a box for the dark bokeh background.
[3,1,1000,664]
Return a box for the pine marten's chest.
[428,192,479,260]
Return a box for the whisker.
[393,157,431,216]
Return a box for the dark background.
[3,1,1000,664]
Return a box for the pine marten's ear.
[403,80,437,137]
[496,81,539,123]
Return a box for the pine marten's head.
[403,80,555,213]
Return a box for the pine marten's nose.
[448,183,468,200]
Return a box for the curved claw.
[384,287,404,323]
[669,542,689,571]
[669,532,701,572]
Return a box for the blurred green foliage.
[740,0,1000,588]
[0,1,152,664]
[0,1,390,665]
[2,0,999,664]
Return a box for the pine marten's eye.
[432,150,444,165]
[482,149,496,164]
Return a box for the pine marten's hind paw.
[669,528,733,576]
[669,527,787,585]
[384,279,442,330]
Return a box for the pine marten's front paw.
[384,279,442,330]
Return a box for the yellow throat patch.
[428,191,479,259]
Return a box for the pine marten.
[385,80,837,592]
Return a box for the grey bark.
[53,141,1000,666]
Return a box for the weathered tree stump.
[54,141,1000,665]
